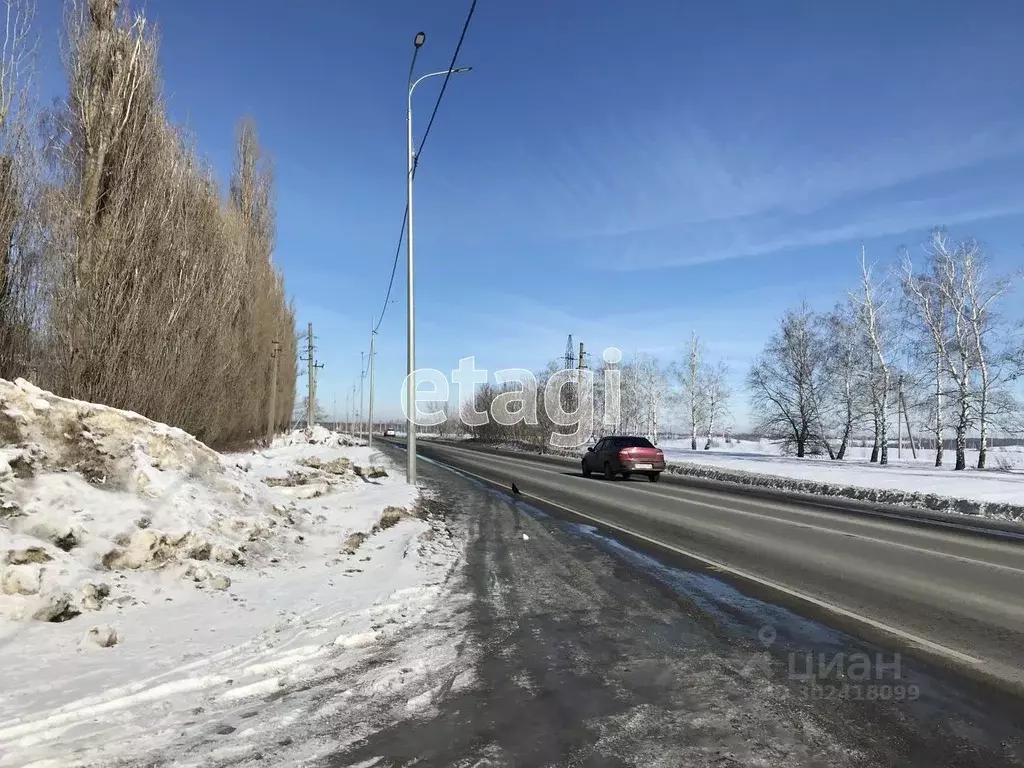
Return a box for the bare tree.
[900,231,1015,469]
[418,400,457,437]
[673,331,706,449]
[1009,321,1024,383]
[430,400,458,438]
[899,252,949,466]
[700,360,731,449]
[850,246,895,465]
[616,358,644,436]
[0,0,35,131]
[628,353,667,443]
[902,233,972,469]
[610,352,669,442]
[821,301,866,460]
[954,239,1015,468]
[747,302,828,457]
[0,0,38,380]
[24,0,298,450]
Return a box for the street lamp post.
[405,31,471,485]
[368,318,376,448]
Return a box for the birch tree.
[701,361,731,449]
[613,353,666,440]
[850,246,895,465]
[821,302,865,460]
[902,232,975,470]
[747,302,827,457]
[633,353,668,443]
[901,230,1021,469]
[673,331,706,449]
[954,240,1015,468]
[899,251,949,466]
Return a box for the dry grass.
[341,531,367,555]
[377,506,408,531]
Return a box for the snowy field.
[0,379,466,767]
[660,438,1024,506]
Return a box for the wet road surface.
[326,447,1024,767]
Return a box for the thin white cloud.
[601,197,1024,271]
[429,113,1024,258]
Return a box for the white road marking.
[435,446,1024,576]
[425,455,990,671]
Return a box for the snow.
[659,438,1024,513]
[0,379,466,767]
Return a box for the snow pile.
[0,384,467,767]
[0,379,316,636]
[275,424,364,447]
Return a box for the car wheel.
[621,471,632,480]
[648,472,660,483]
[604,462,616,480]
[582,460,591,478]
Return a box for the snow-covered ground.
[0,379,467,767]
[660,438,1024,507]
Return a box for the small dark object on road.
[511,482,521,495]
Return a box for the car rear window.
[620,437,655,448]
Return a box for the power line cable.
[414,0,477,173]
[373,0,478,334]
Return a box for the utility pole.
[897,374,903,460]
[577,341,585,421]
[311,359,324,428]
[562,334,577,417]
[266,339,280,444]
[368,320,376,448]
[305,323,314,431]
[901,385,918,459]
[359,351,366,439]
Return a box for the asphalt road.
[409,440,1024,692]
[326,439,1024,767]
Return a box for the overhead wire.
[372,0,478,335]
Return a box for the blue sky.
[34,0,1024,427]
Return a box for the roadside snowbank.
[0,377,301,634]
[0,380,467,767]
[660,438,1024,520]
[454,437,1024,522]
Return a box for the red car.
[582,436,665,482]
